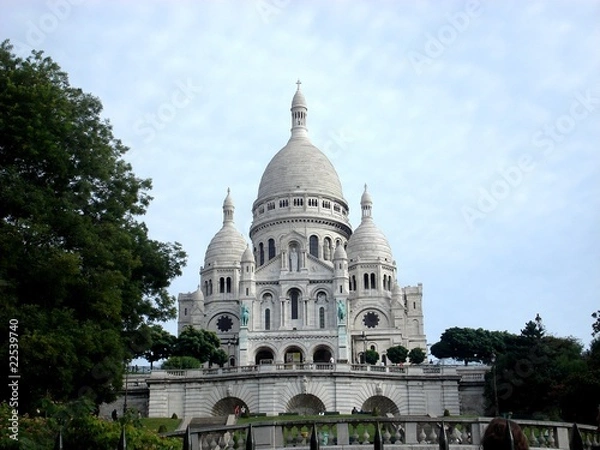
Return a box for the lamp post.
[491,353,499,416]
[361,331,367,364]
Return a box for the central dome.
[256,137,345,202]
[254,82,346,207]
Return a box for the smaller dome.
[204,190,247,266]
[193,287,204,301]
[361,184,373,205]
[347,220,393,262]
[334,244,347,260]
[241,244,255,263]
[346,186,393,262]
[204,225,247,266]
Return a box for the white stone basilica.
[177,83,427,367]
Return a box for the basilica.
[177,83,427,368]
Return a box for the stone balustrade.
[149,363,488,382]
[176,417,600,450]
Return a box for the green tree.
[161,356,201,370]
[408,347,426,364]
[431,327,505,365]
[174,326,221,363]
[210,348,229,367]
[484,325,585,420]
[143,324,176,369]
[365,349,379,365]
[386,345,408,364]
[0,41,186,412]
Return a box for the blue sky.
[3,0,599,349]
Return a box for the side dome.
[204,189,247,266]
[346,185,393,262]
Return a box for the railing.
[151,363,487,382]
[175,417,600,450]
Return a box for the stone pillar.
[337,324,349,362]
[239,328,249,366]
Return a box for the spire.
[222,188,235,224]
[360,184,373,220]
[290,80,308,137]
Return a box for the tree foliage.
[161,356,201,370]
[592,310,600,337]
[482,316,597,423]
[386,345,408,364]
[174,326,221,364]
[408,347,426,364]
[142,325,176,369]
[431,327,506,365]
[365,349,379,365]
[0,41,186,412]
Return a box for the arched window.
[204,281,208,295]
[268,239,275,260]
[208,279,213,295]
[363,273,369,289]
[259,242,265,265]
[290,290,299,320]
[265,309,271,330]
[309,235,318,257]
[319,307,325,329]
[383,275,387,290]
[352,275,356,291]
[226,277,232,293]
[219,277,225,293]
[370,273,376,289]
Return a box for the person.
[111,409,118,421]
[482,418,529,450]
[337,299,345,321]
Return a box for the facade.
[144,84,483,418]
[178,83,427,367]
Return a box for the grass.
[140,417,182,433]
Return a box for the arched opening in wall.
[255,348,274,365]
[313,345,333,363]
[268,238,276,260]
[309,235,318,257]
[284,346,304,364]
[212,397,249,417]
[289,288,300,320]
[286,394,325,415]
[259,242,265,265]
[226,277,232,293]
[361,396,400,416]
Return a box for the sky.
[2,0,599,350]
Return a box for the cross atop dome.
[296,79,302,90]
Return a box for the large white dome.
[256,136,345,204]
